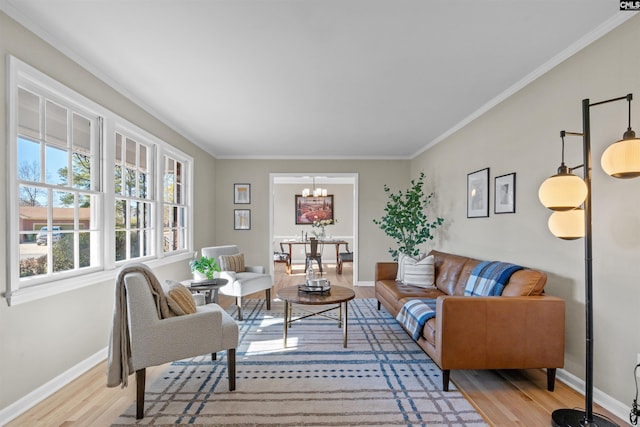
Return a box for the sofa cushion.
[431,251,475,295]
[500,269,547,296]
[429,250,547,297]
[219,253,245,272]
[396,253,427,282]
[402,255,435,288]
[164,280,197,315]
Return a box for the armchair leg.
[211,352,217,361]
[136,368,146,419]
[265,289,271,310]
[228,348,236,391]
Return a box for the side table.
[181,278,228,304]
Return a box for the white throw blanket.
[106,263,175,388]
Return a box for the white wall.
[411,14,640,414]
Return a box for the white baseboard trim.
[356,281,374,287]
[556,368,631,425]
[0,347,107,426]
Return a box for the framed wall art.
[467,168,489,218]
[234,209,251,230]
[295,195,334,224]
[234,183,251,204]
[495,173,516,214]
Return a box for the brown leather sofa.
[375,250,565,391]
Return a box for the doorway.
[269,173,358,285]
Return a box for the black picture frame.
[234,209,251,230]
[234,183,251,204]
[295,195,334,224]
[494,173,516,214]
[467,168,490,218]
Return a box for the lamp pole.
[551,96,626,427]
[582,97,595,425]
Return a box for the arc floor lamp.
[538,93,640,427]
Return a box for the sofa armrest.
[434,295,565,370]
[375,262,398,282]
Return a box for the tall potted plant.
[373,172,444,260]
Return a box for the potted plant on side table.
[189,255,221,282]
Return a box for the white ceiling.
[1,1,634,159]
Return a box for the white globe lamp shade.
[538,174,588,211]
[548,209,585,240]
[601,134,640,179]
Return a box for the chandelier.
[302,176,327,197]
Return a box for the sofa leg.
[227,348,236,391]
[265,289,271,310]
[377,300,381,310]
[136,368,146,419]
[442,369,450,391]
[547,368,556,391]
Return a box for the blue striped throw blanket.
[396,299,437,340]
[464,261,523,297]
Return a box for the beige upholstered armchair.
[201,245,273,320]
[107,265,238,419]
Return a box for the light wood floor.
[7,261,625,427]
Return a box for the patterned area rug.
[112,298,487,426]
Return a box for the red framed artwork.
[295,195,334,224]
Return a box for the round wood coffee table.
[276,285,355,348]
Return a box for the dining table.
[280,239,349,273]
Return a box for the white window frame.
[6,56,194,306]
[112,126,157,263]
[161,149,191,255]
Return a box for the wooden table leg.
[283,300,289,348]
[343,301,349,348]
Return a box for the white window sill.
[4,252,193,306]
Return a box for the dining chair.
[305,237,323,275]
[273,242,291,274]
[337,243,353,274]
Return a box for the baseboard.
[556,368,631,424]
[356,281,374,286]
[0,347,107,426]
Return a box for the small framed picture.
[495,173,516,214]
[234,209,251,230]
[467,168,489,218]
[234,183,251,204]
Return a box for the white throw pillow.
[396,252,427,282]
[402,255,435,288]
